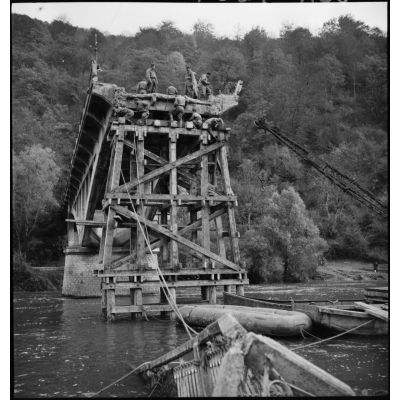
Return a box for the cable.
[88,361,148,398]
[292,319,374,351]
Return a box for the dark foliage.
[11,14,387,280]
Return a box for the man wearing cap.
[146,63,158,93]
[198,72,212,99]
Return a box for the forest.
[12,12,387,286]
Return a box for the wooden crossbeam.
[110,205,226,269]
[65,219,105,227]
[112,142,224,193]
[111,205,240,271]
[106,193,236,202]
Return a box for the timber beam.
[112,142,224,193]
[111,205,240,271]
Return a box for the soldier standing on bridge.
[170,93,186,128]
[146,63,158,93]
[198,72,212,99]
[185,65,198,99]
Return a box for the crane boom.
[254,118,387,218]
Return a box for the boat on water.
[224,292,388,336]
[178,304,312,337]
[136,314,355,397]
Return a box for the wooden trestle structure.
[64,80,248,321]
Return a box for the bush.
[240,187,328,283]
[13,254,61,291]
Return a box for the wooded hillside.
[12,13,387,282]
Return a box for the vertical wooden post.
[160,210,169,267]
[236,285,245,296]
[219,144,241,265]
[215,217,226,258]
[101,129,125,269]
[227,204,241,265]
[136,131,146,270]
[130,148,137,269]
[168,287,176,320]
[189,180,198,268]
[101,286,107,317]
[130,284,143,319]
[106,289,115,322]
[209,286,217,304]
[169,131,179,269]
[200,134,210,269]
[219,144,233,195]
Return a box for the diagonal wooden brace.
[112,141,224,193]
[110,205,226,269]
[111,205,240,271]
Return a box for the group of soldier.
[115,62,224,131]
[137,63,212,100]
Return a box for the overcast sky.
[12,2,387,38]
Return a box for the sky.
[12,2,387,38]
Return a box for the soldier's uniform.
[136,80,147,94]
[185,67,198,98]
[136,101,150,125]
[146,65,158,93]
[170,95,186,126]
[198,73,211,99]
[190,110,203,129]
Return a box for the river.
[13,291,388,397]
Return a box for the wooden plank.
[65,219,105,227]
[113,142,224,193]
[354,302,389,322]
[102,278,248,290]
[112,304,173,314]
[98,267,245,277]
[112,205,241,271]
[106,193,237,202]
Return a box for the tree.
[13,145,61,257]
[241,187,327,283]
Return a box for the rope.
[119,132,197,337]
[120,170,197,338]
[292,319,374,351]
[88,361,148,398]
[300,327,321,341]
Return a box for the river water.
[13,291,388,397]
